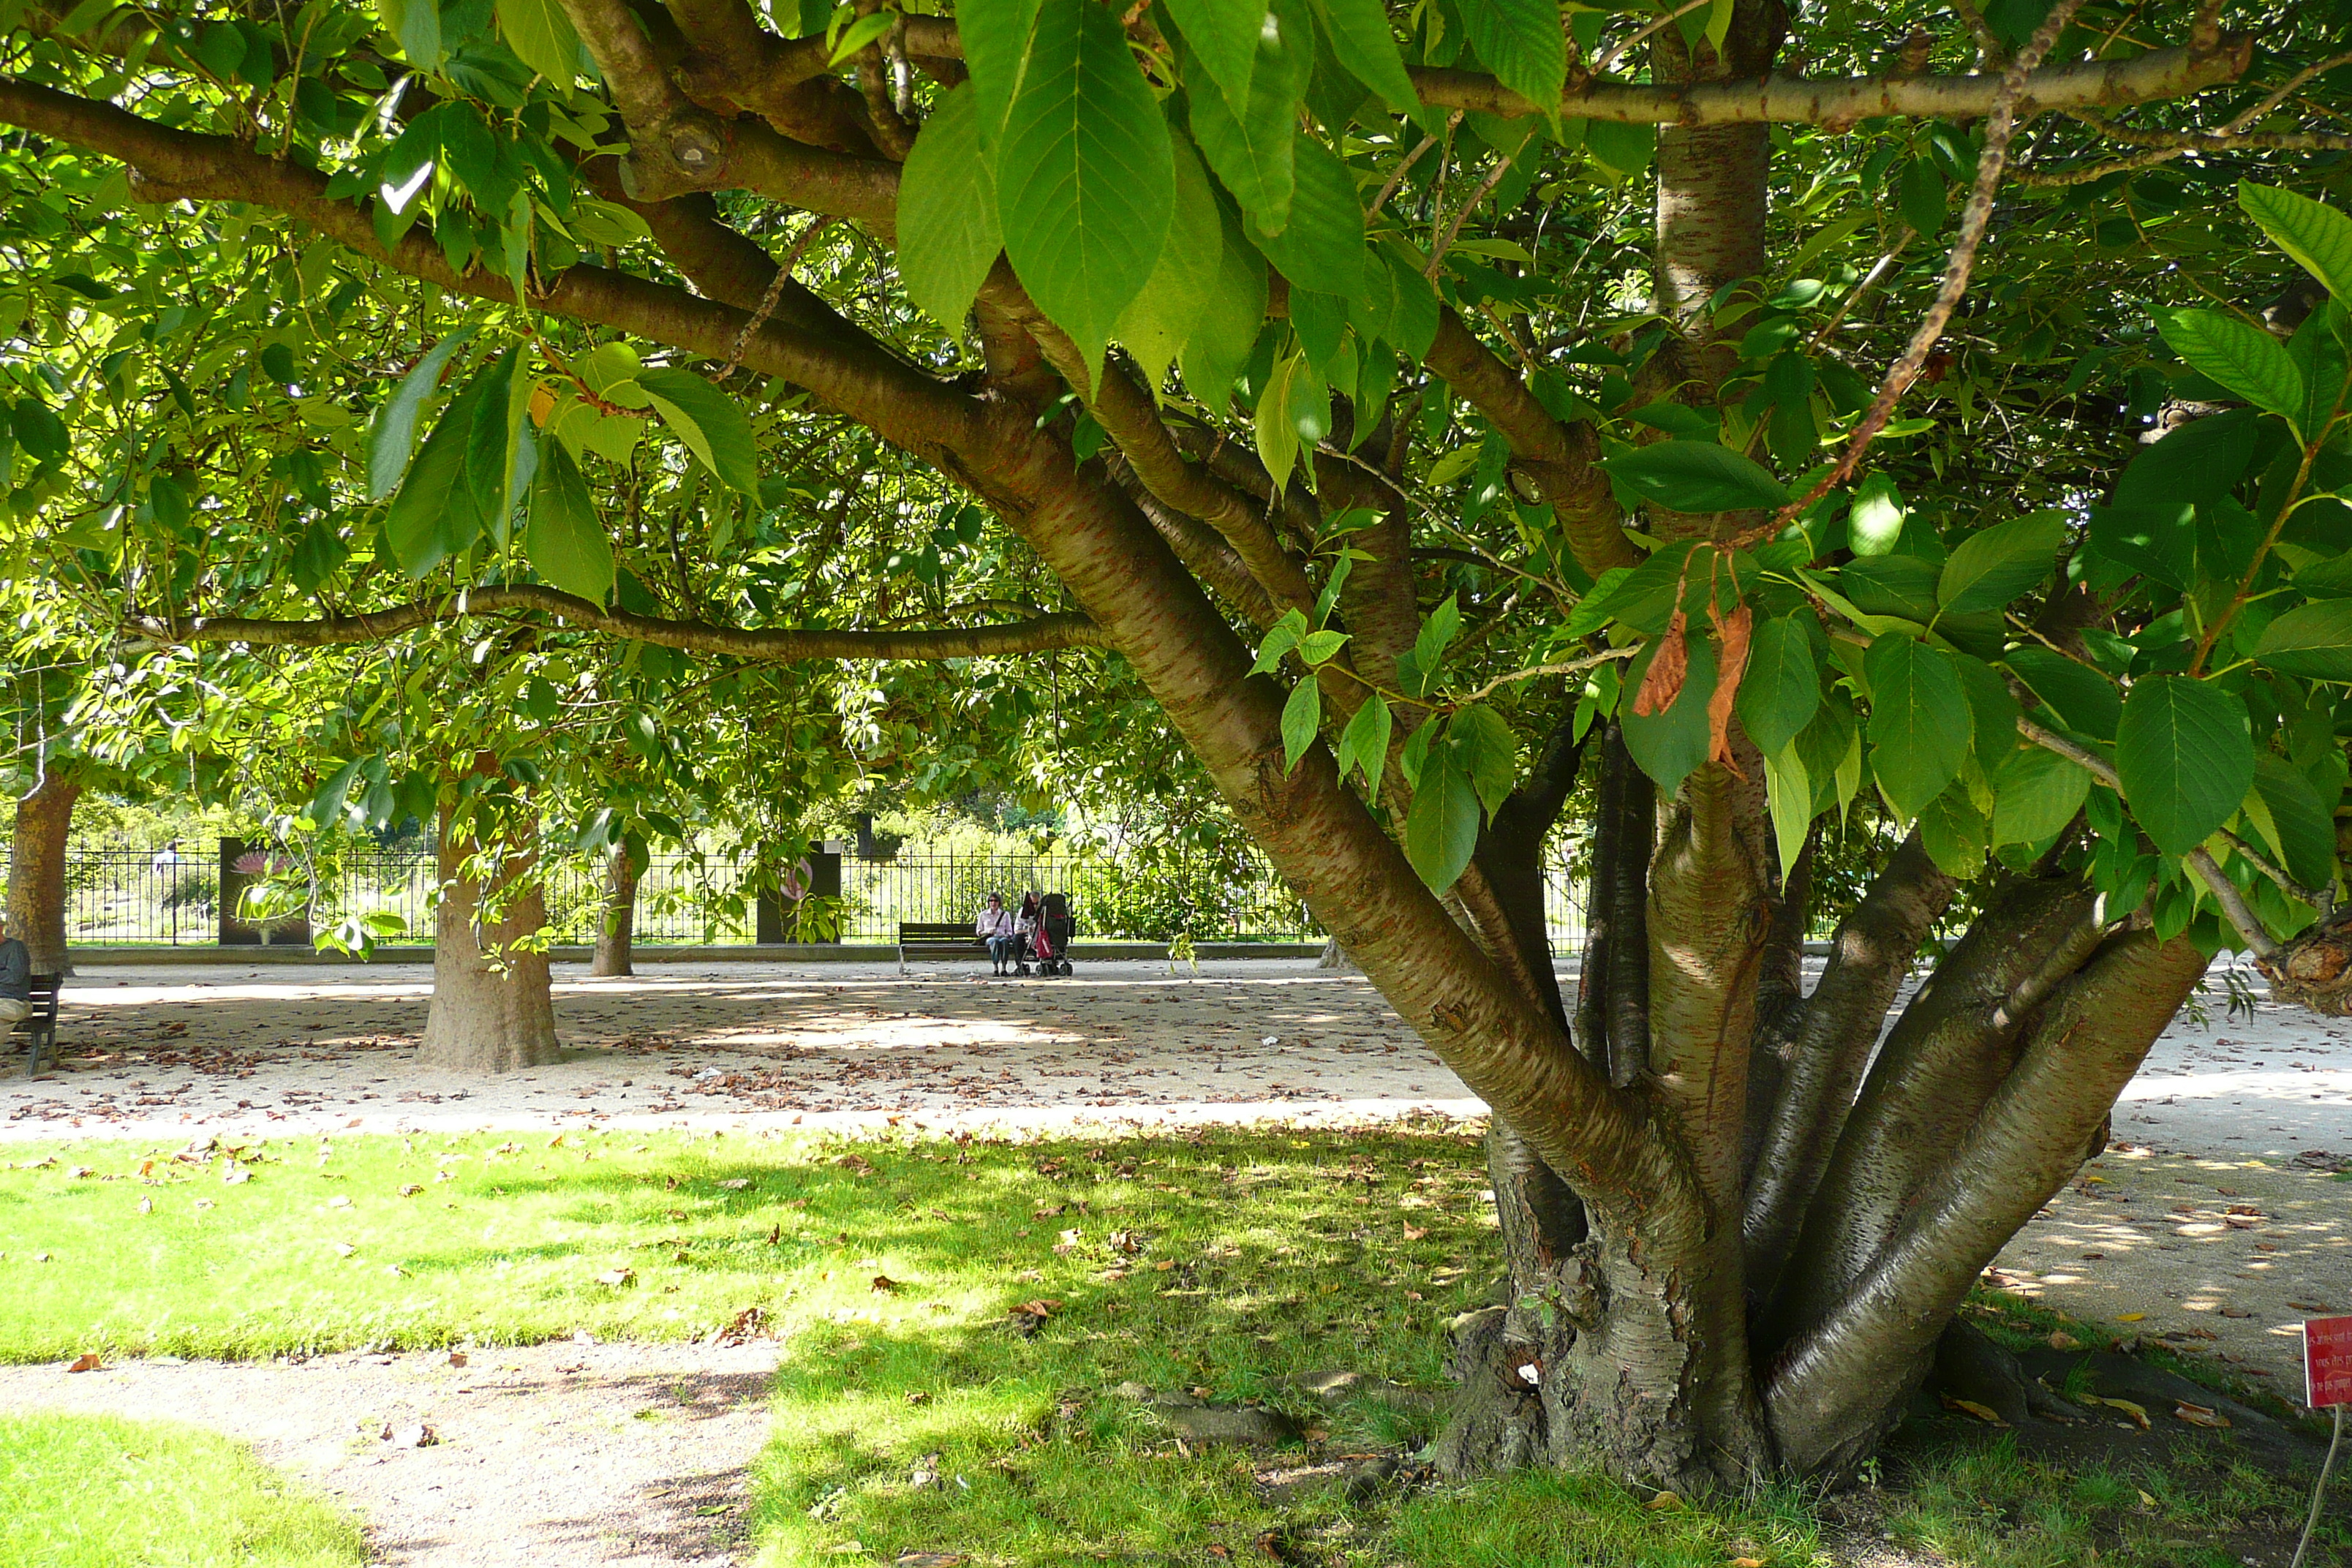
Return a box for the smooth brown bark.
[418,809,562,1074]
[4,768,80,976]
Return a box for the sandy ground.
[2,955,2348,1565]
[0,1339,778,1565]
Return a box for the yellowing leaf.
[1941,1395,2008,1425]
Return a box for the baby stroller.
[1030,892,1075,977]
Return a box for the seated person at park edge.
[0,913,29,1025]
[975,893,1022,976]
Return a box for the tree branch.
[132,587,1107,660]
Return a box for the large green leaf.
[1459,0,1563,118]
[1762,740,1812,886]
[2157,307,2306,424]
[2088,502,2195,590]
[2116,675,2254,857]
[1403,744,1481,892]
[1244,132,1364,298]
[384,372,492,576]
[2114,407,2257,508]
[1734,614,1819,756]
[2240,182,2352,305]
[2254,600,2352,680]
[1305,0,1417,109]
[2252,752,2338,890]
[1184,18,1306,236]
[367,329,472,500]
[526,440,616,605]
[1178,200,1269,407]
[1115,136,1222,393]
[1279,676,1321,769]
[1164,0,1265,118]
[377,0,440,68]
[958,0,1045,140]
[1863,635,1970,821]
[998,0,1175,369]
[494,0,579,90]
[898,83,1004,329]
[1622,631,1717,798]
[1937,508,2065,617]
[1991,743,2090,847]
[2006,645,2122,740]
[637,367,761,496]
[1918,786,1986,878]
[1600,440,1787,513]
[1335,690,1392,799]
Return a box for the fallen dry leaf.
[67,1353,102,1373]
[448,1351,468,1368]
[893,1554,965,1567]
[872,1274,900,1294]
[1403,1225,1428,1242]
[1644,1490,1684,1512]
[2081,1395,2150,1429]
[2174,1401,2231,1429]
[717,1178,752,1191]
[1940,1395,2008,1426]
[2114,1312,2146,1323]
[379,1421,438,1447]
[595,1267,636,1287]
[1730,1559,1765,1568]
[2048,1330,2083,1352]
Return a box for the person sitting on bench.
[0,913,30,1025]
[976,893,1020,976]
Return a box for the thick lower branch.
[132,589,1106,660]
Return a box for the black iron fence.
[60,840,1594,951]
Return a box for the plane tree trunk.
[592,845,639,978]
[5,767,80,976]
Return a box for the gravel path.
[0,1339,779,1565]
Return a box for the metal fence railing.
[60,840,1598,951]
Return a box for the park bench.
[897,921,988,976]
[11,973,61,1077]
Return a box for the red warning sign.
[2306,1316,2352,1409]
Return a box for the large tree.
[7,0,2351,1487]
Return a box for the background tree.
[5,0,2349,1488]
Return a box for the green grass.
[2,1124,2330,1567]
[0,1412,364,1568]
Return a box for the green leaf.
[1246,132,1365,299]
[1863,635,1970,821]
[1763,740,1812,887]
[1254,349,1303,494]
[1937,508,2065,617]
[1735,614,1820,757]
[957,0,1045,141]
[1178,198,1269,408]
[1280,676,1322,770]
[1622,630,1717,798]
[2157,307,2306,425]
[1847,472,1906,556]
[1164,0,1265,117]
[2239,182,2352,305]
[526,439,616,605]
[367,330,472,500]
[2254,600,2352,680]
[637,367,761,495]
[2116,675,2255,857]
[384,374,492,577]
[2114,407,2257,508]
[463,349,521,538]
[1115,135,1222,393]
[2252,752,2338,890]
[2088,502,2195,590]
[377,0,441,67]
[1403,745,1480,892]
[1897,158,1947,237]
[1335,691,1392,799]
[1991,743,2091,847]
[1297,627,1349,663]
[1918,786,1986,878]
[290,518,350,595]
[2005,645,2122,740]
[494,0,579,89]
[899,83,1005,329]
[1459,0,1562,119]
[1305,0,1416,108]
[998,0,1175,370]
[1449,704,1517,818]
[1600,440,1787,512]
[1953,652,2023,767]
[1250,606,1310,673]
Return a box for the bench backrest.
[900,922,979,941]
[22,974,59,1025]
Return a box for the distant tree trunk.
[592,846,638,977]
[1316,935,1360,971]
[6,768,81,976]
[418,798,560,1073]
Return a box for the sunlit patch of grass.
[1384,1472,1827,1566]
[0,1412,364,1568]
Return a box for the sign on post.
[2307,1315,2352,1409]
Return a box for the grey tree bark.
[5,767,81,976]
[418,806,562,1073]
[592,846,639,978]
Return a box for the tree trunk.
[1315,935,1360,971]
[418,810,561,1072]
[5,769,80,976]
[592,846,638,977]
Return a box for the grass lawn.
[0,1412,364,1568]
[1,1123,2337,1567]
